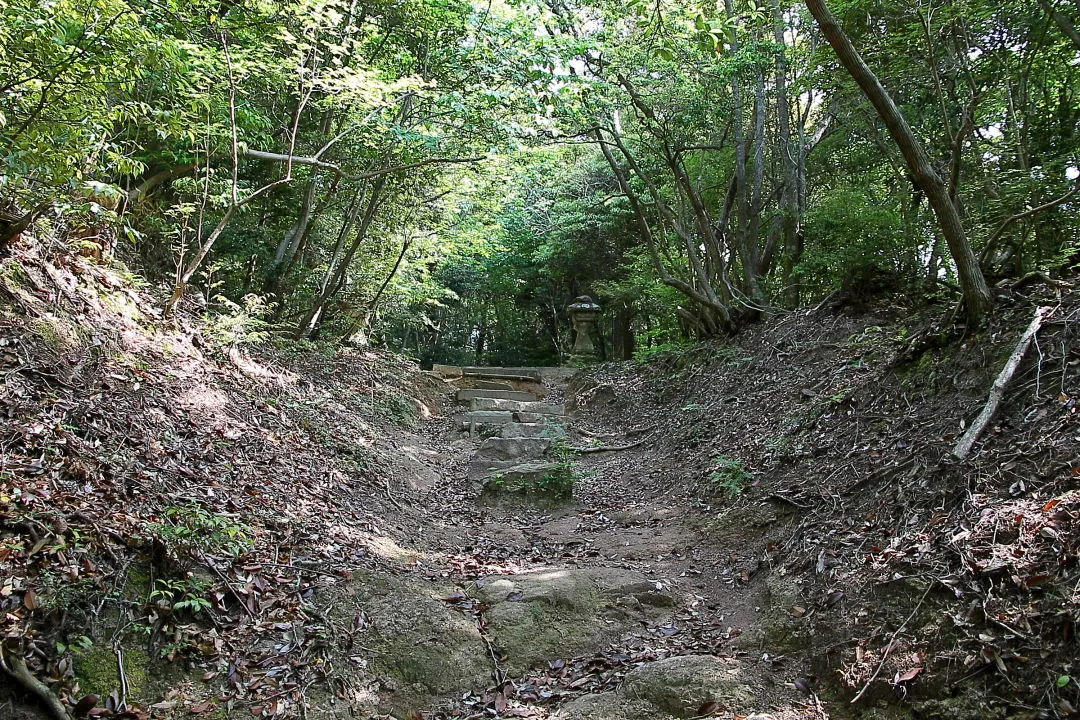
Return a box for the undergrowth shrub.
[703,457,752,499]
[145,504,252,559]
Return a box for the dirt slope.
[2,244,1078,720]
[564,295,1080,719]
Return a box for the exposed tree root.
[573,438,647,453]
[0,648,72,720]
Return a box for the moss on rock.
[475,568,674,677]
[75,646,149,701]
[621,655,755,717]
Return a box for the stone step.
[514,411,566,424]
[474,460,559,487]
[474,380,514,391]
[501,422,567,439]
[431,364,463,378]
[453,410,515,429]
[456,389,539,404]
[463,367,543,382]
[470,398,565,415]
[477,436,551,461]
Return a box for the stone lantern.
[567,296,602,356]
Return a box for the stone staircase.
[431,365,570,494]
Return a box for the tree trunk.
[611,302,636,360]
[804,0,993,325]
[294,176,387,339]
[772,0,802,306]
[264,177,318,297]
[1039,0,1080,50]
[594,128,731,333]
[341,234,411,340]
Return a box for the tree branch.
[979,176,1080,264]
[240,149,483,180]
[1038,0,1080,50]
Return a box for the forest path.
[389,367,818,720]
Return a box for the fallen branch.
[0,648,72,720]
[1010,271,1074,291]
[952,306,1052,460]
[573,438,647,453]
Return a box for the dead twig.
[199,555,255,619]
[952,306,1053,460]
[254,562,346,580]
[113,643,128,711]
[574,438,648,453]
[850,581,933,705]
[769,493,811,509]
[383,471,405,511]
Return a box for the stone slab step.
[475,380,514,391]
[514,411,566,424]
[477,437,551,461]
[501,422,567,439]
[456,389,539,404]
[432,364,463,378]
[463,367,543,382]
[476,460,559,487]
[470,398,565,415]
[453,410,515,429]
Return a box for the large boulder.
[324,575,492,717]
[477,436,552,461]
[621,655,756,717]
[554,693,674,720]
[473,568,673,676]
[502,422,567,439]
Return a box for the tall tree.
[804,0,994,325]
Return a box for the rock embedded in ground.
[477,436,552,461]
[325,574,492,717]
[752,573,807,654]
[554,693,675,720]
[472,567,674,676]
[621,654,756,717]
[501,422,567,438]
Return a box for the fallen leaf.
[897,667,922,682]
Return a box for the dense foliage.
[2,0,1077,363]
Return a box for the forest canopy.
[2,0,1078,365]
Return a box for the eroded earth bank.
[2,256,1079,720]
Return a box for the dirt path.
[376,370,821,720]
